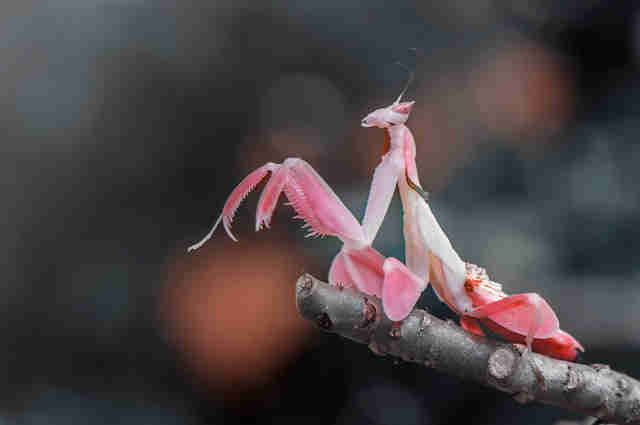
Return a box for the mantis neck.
[387,124,419,204]
[387,124,406,148]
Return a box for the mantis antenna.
[393,62,414,105]
[393,48,419,104]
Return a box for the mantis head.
[360,101,415,128]
[362,65,415,128]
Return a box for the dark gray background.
[2,1,639,424]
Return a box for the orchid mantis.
[360,90,584,361]
[188,80,583,362]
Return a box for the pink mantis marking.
[359,92,584,361]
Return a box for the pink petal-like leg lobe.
[556,329,584,353]
[532,330,584,361]
[284,159,365,246]
[382,257,426,321]
[255,166,288,231]
[468,293,560,340]
[328,250,354,289]
[188,163,275,250]
[460,316,485,336]
[478,319,583,361]
[329,248,385,297]
[346,247,385,297]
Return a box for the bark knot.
[488,348,516,382]
[315,312,332,330]
[296,274,314,297]
[417,311,432,336]
[564,366,581,392]
[591,363,611,373]
[389,322,402,339]
[359,298,376,329]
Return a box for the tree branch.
[295,273,640,425]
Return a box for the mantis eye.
[391,101,414,115]
[361,117,374,127]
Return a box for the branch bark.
[295,273,640,425]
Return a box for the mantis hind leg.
[381,257,426,321]
[459,316,484,337]
[468,295,554,384]
[467,293,560,353]
[467,293,559,342]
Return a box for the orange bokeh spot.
[163,238,312,399]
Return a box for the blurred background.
[2,0,640,424]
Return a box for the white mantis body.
[188,82,583,361]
